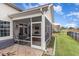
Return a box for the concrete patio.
[0,44,43,56]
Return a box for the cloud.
[65,23,77,28]
[74,3,79,6]
[54,5,63,15]
[28,3,47,8]
[22,4,29,9]
[28,4,38,8]
[21,3,49,10]
[38,3,47,5]
[67,12,79,18]
[66,12,79,22]
[73,19,79,22]
[75,8,78,10]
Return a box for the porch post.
[10,20,13,38]
[30,18,32,47]
[41,14,46,51]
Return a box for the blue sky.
[15,3,79,28]
[54,3,79,28]
[15,3,44,10]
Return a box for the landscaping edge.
[52,37,56,56]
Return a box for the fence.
[67,31,79,41]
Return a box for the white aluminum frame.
[31,17,42,50]
[13,14,47,50]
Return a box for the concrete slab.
[0,44,43,56]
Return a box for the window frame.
[0,20,10,37]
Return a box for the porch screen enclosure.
[31,16,42,49]
[11,4,53,50]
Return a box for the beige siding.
[44,5,53,23]
[0,3,20,21]
[0,3,20,40]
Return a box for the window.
[0,20,10,37]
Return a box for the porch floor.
[0,44,43,56]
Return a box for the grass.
[55,31,79,56]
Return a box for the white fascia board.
[12,13,42,21]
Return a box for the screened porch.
[13,16,42,49]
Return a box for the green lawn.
[55,31,79,56]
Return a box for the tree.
[69,27,75,29]
[61,26,67,30]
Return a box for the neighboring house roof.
[52,23,61,29]
[5,3,22,11]
[52,23,61,25]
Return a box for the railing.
[67,31,79,41]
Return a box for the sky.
[54,3,79,28]
[15,3,79,28]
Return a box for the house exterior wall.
[0,4,20,49]
[0,4,20,21]
[43,5,53,23]
[0,3,20,41]
[0,3,19,49]
[52,24,60,32]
